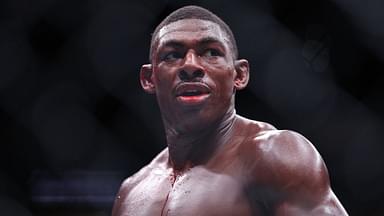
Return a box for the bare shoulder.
[121,148,168,189]
[250,129,327,189]
[236,116,347,215]
[112,148,169,216]
[236,115,326,187]
[235,114,277,133]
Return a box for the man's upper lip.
[174,82,211,96]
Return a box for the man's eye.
[162,52,182,61]
[203,49,222,57]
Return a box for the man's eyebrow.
[198,37,225,46]
[160,40,184,49]
[159,37,226,49]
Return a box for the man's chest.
[120,167,263,216]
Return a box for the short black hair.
[149,5,238,62]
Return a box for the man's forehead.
[157,19,227,43]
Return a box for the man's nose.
[178,51,204,81]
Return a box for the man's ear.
[234,59,250,90]
[140,64,155,94]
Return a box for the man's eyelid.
[201,47,224,57]
[204,42,226,53]
[158,46,177,56]
[159,50,184,61]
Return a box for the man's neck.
[165,108,237,172]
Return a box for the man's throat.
[166,111,237,171]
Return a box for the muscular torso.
[114,118,272,216]
[113,117,347,216]
[121,164,259,216]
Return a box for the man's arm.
[250,130,348,215]
[111,178,132,216]
[275,188,347,215]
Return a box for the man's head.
[140,5,249,131]
[149,5,238,62]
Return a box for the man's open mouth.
[175,83,211,105]
[178,90,206,96]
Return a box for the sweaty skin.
[112,19,348,216]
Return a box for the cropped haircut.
[149,5,238,62]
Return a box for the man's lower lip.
[176,94,210,104]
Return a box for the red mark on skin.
[160,192,171,216]
[161,174,178,216]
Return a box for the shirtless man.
[112,5,348,216]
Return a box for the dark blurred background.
[0,0,383,215]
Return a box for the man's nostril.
[193,70,204,78]
[179,70,189,81]
[178,70,204,81]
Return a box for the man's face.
[143,19,244,130]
